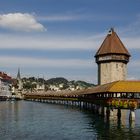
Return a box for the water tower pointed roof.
[95,28,131,57]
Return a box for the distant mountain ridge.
[46,77,95,87]
[46,77,68,85]
[20,77,95,91]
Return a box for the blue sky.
[0,0,140,83]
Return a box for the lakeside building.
[36,76,45,91]
[0,72,12,98]
[36,83,45,91]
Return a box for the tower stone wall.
[98,62,127,85]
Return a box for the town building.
[0,72,12,98]
[36,77,45,91]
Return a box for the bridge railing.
[23,91,140,109]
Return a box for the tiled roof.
[0,71,12,80]
[24,81,140,97]
[95,28,131,57]
[84,81,140,94]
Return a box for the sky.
[0,0,140,84]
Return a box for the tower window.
[116,64,118,68]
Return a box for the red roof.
[95,28,131,57]
[0,72,12,80]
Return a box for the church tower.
[17,68,21,81]
[95,28,130,85]
[16,68,23,90]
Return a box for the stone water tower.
[95,28,130,85]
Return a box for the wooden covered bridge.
[24,80,140,121]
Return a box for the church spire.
[16,68,23,90]
[17,68,21,80]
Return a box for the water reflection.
[83,109,140,140]
[0,101,140,140]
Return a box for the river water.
[0,101,140,140]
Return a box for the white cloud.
[37,14,122,22]
[0,56,96,83]
[126,60,140,81]
[118,15,140,37]
[122,37,140,50]
[0,33,100,50]
[0,56,94,69]
[0,30,140,51]
[129,60,140,67]
[0,13,46,32]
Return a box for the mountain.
[46,77,68,85]
[75,80,95,87]
[19,76,95,91]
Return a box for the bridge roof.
[84,81,140,94]
[24,81,140,97]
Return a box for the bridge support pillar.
[106,107,110,120]
[101,107,106,116]
[102,107,107,117]
[129,109,135,121]
[117,108,121,121]
[106,107,114,120]
[98,106,102,115]
[98,106,105,116]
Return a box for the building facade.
[95,28,130,85]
